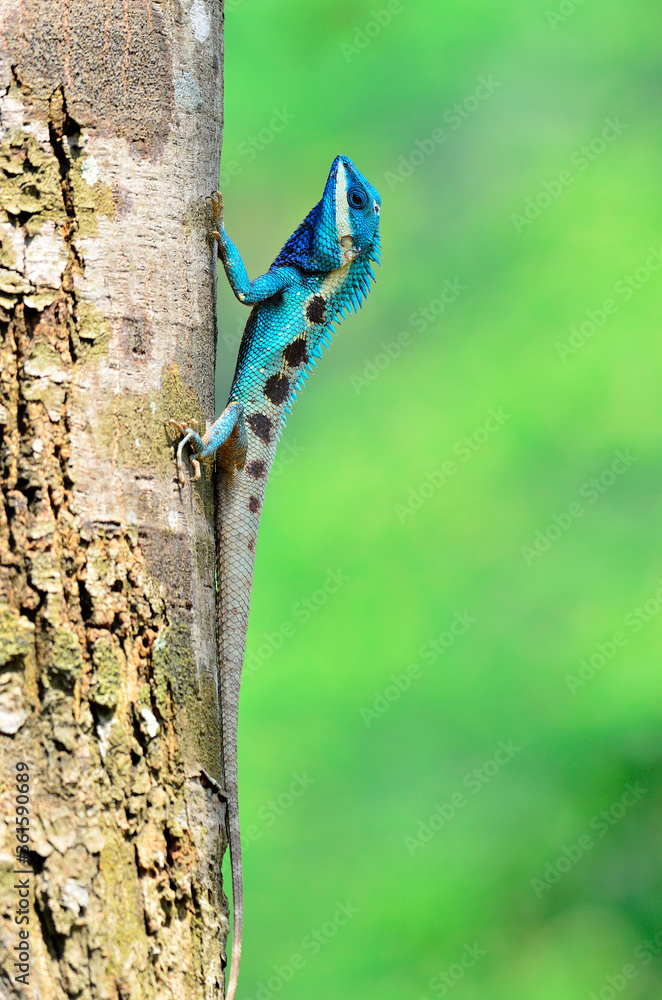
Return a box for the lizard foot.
[165,419,202,485]
[207,191,224,243]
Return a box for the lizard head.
[272,155,381,273]
[329,154,381,266]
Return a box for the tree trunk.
[0,2,226,997]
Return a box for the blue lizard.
[167,155,381,1000]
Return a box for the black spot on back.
[306,295,326,324]
[247,413,272,443]
[264,373,290,405]
[246,460,266,478]
[283,337,309,368]
[248,496,261,513]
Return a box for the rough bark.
[0,1,227,997]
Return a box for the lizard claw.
[207,191,224,227]
[165,420,201,485]
[165,418,198,434]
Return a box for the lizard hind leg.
[200,401,247,473]
[166,402,247,483]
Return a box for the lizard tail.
[225,803,243,1000]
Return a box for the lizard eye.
[347,187,368,210]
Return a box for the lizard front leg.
[208,191,295,304]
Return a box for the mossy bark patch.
[46,627,84,686]
[0,608,34,668]
[89,634,122,708]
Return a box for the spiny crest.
[272,155,381,274]
[284,249,381,408]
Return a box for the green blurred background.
[216,2,662,997]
